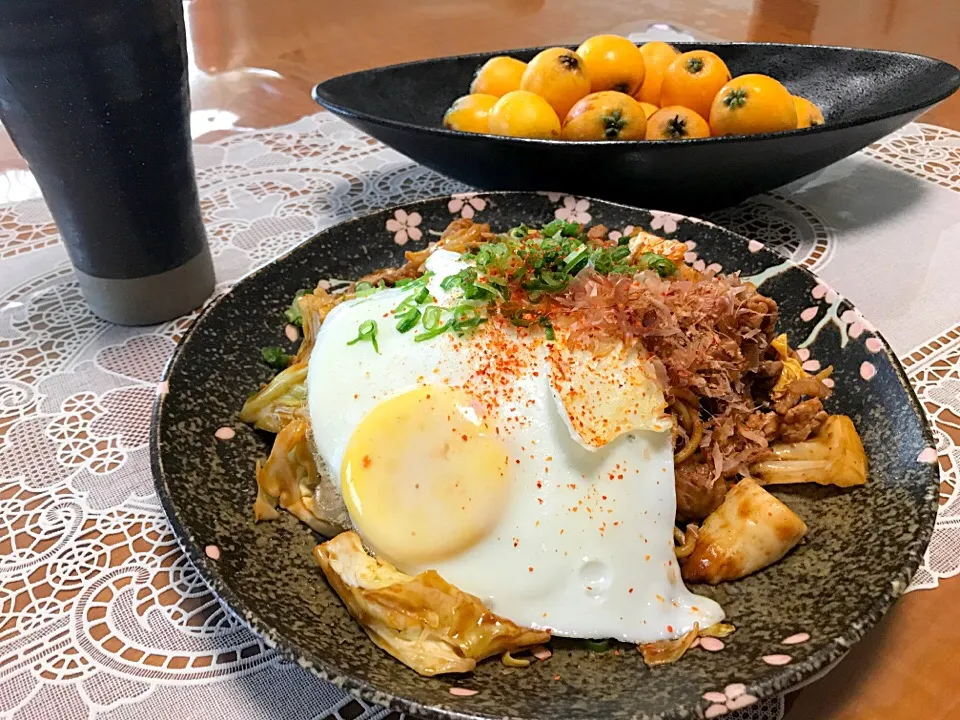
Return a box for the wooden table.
[183,3,960,718]
[4,1,958,718]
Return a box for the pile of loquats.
[443,35,824,141]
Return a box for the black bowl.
[313,42,959,212]
[152,192,939,720]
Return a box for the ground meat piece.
[739,293,778,333]
[750,359,784,399]
[774,376,830,415]
[675,462,728,521]
[779,398,828,443]
[759,411,780,439]
[586,224,611,245]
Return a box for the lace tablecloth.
[1,113,957,720]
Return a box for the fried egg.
[306,249,724,643]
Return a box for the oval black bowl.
[313,42,959,212]
[152,192,939,720]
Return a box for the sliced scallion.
[414,321,451,342]
[347,319,379,353]
[640,252,677,277]
[395,307,421,333]
[421,305,443,330]
[539,317,555,341]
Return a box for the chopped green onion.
[393,296,416,314]
[354,281,376,297]
[539,317,555,341]
[439,268,474,291]
[611,245,632,262]
[563,245,590,273]
[542,219,581,238]
[347,319,379,353]
[617,235,631,247]
[539,270,568,291]
[450,303,486,332]
[414,321,451,342]
[394,271,434,289]
[282,289,309,327]
[422,305,443,330]
[260,346,292,370]
[396,307,421,333]
[510,314,533,328]
[412,286,430,304]
[640,252,677,277]
[507,225,528,241]
[463,279,503,301]
[584,639,611,653]
[475,242,509,268]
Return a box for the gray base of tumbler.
[73,246,216,325]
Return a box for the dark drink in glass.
[0,0,214,325]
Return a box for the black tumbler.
[0,0,214,325]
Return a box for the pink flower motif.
[541,191,564,202]
[699,637,725,652]
[447,192,487,219]
[608,225,635,242]
[684,251,698,264]
[703,683,758,717]
[748,239,765,253]
[555,196,592,224]
[693,259,706,272]
[865,337,883,353]
[860,361,877,381]
[811,284,828,300]
[917,447,938,464]
[840,308,874,339]
[215,426,236,440]
[649,210,683,234]
[385,208,423,246]
[801,359,821,372]
[800,306,819,322]
[796,348,810,361]
[685,240,697,250]
[762,654,792,666]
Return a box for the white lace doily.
[1,113,958,720]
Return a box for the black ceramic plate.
[313,43,959,212]
[152,192,938,720]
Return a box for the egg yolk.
[341,385,511,568]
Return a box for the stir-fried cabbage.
[239,362,307,433]
[314,531,550,676]
[750,415,867,487]
[681,478,808,584]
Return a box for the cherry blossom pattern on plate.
[553,195,592,224]
[649,210,684,234]
[607,225,636,242]
[792,282,884,381]
[702,682,758,717]
[447,192,487,219]
[385,208,423,245]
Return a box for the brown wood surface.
[6,1,959,717]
